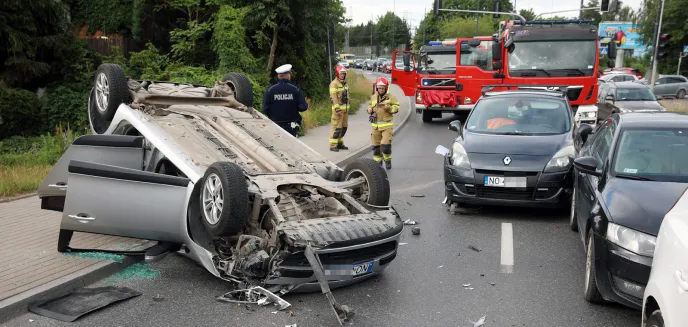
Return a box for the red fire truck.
[393,19,603,126]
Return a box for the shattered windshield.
[508,41,597,77]
[418,51,456,73]
[466,97,572,135]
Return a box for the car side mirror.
[577,123,593,143]
[468,39,481,47]
[605,95,615,103]
[573,156,602,177]
[403,53,411,67]
[448,120,462,133]
[492,43,502,61]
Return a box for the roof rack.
[511,19,594,25]
[480,84,570,96]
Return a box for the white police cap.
[275,64,292,74]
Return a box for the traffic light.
[600,0,610,12]
[657,33,671,61]
[493,1,501,18]
[434,0,442,16]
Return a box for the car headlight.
[451,142,471,169]
[580,111,597,119]
[544,145,574,173]
[606,222,656,257]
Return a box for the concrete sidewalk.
[0,70,412,322]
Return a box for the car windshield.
[615,87,657,101]
[612,128,688,182]
[418,51,456,73]
[344,55,355,60]
[507,40,597,77]
[465,97,571,135]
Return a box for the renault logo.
[503,156,512,165]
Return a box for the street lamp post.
[650,0,666,91]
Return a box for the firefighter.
[367,77,399,169]
[329,66,350,151]
[262,64,309,136]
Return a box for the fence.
[340,44,408,60]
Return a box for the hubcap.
[202,173,224,225]
[344,169,370,203]
[95,73,110,113]
[680,90,686,99]
[585,234,592,291]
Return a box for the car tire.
[222,72,254,108]
[93,63,130,122]
[678,89,686,99]
[646,310,664,327]
[200,162,250,237]
[584,229,605,303]
[422,110,432,122]
[570,178,579,232]
[342,158,390,206]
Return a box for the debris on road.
[153,294,165,302]
[410,194,425,198]
[411,227,421,235]
[470,315,486,326]
[468,245,482,252]
[488,282,496,286]
[285,324,297,327]
[435,145,450,156]
[27,286,142,322]
[217,286,291,311]
[463,284,471,287]
[406,201,412,206]
[438,265,444,268]
[305,243,355,326]
[403,219,418,225]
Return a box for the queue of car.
[441,85,687,326]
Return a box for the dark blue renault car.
[443,88,576,213]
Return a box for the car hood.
[615,101,665,111]
[461,132,570,156]
[602,178,688,236]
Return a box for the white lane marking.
[500,222,514,274]
[392,179,442,194]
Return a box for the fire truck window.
[419,51,457,72]
[459,41,494,71]
[507,40,596,75]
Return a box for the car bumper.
[264,229,402,292]
[416,104,473,113]
[592,233,652,310]
[443,156,573,208]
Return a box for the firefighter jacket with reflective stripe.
[368,92,399,127]
[329,79,349,113]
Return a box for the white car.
[642,189,688,327]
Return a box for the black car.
[597,81,665,121]
[570,112,688,310]
[443,89,576,212]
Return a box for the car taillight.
[416,91,422,104]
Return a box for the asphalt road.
[7,70,641,327]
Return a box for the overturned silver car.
[38,64,402,318]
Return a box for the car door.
[654,77,670,97]
[455,38,500,106]
[576,120,615,236]
[38,134,147,212]
[597,85,615,120]
[391,50,417,96]
[60,158,191,245]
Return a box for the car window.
[615,87,657,101]
[612,128,688,182]
[465,97,571,135]
[591,123,614,168]
[669,77,687,83]
[460,40,494,71]
[656,77,668,84]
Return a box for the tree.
[519,8,536,21]
[635,0,686,74]
[438,16,500,39]
[375,12,411,49]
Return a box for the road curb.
[0,192,38,203]
[0,255,143,323]
[335,94,413,168]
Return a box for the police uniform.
[262,64,308,136]
[368,77,399,168]
[329,66,349,151]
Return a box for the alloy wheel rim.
[345,169,370,203]
[95,73,109,113]
[202,173,224,225]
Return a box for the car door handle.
[49,183,67,189]
[675,270,688,291]
[68,214,95,223]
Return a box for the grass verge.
[660,99,688,112]
[0,124,82,198]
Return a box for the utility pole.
[392,0,396,52]
[650,0,665,91]
[678,52,687,75]
[422,7,427,45]
[327,25,332,82]
[370,15,374,59]
[579,0,584,19]
[475,0,481,35]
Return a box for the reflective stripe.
[383,154,392,160]
[373,156,383,162]
[372,122,394,128]
[329,138,339,143]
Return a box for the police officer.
[329,65,349,151]
[262,64,308,137]
[367,77,399,169]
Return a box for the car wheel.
[678,89,686,99]
[584,229,605,303]
[422,110,432,122]
[342,158,390,206]
[222,72,254,108]
[646,309,664,327]
[200,162,250,237]
[570,179,579,232]
[93,63,130,122]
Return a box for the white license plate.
[484,176,527,188]
[352,260,374,276]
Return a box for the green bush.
[0,88,42,138]
[39,82,92,134]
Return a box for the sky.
[340,0,643,36]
